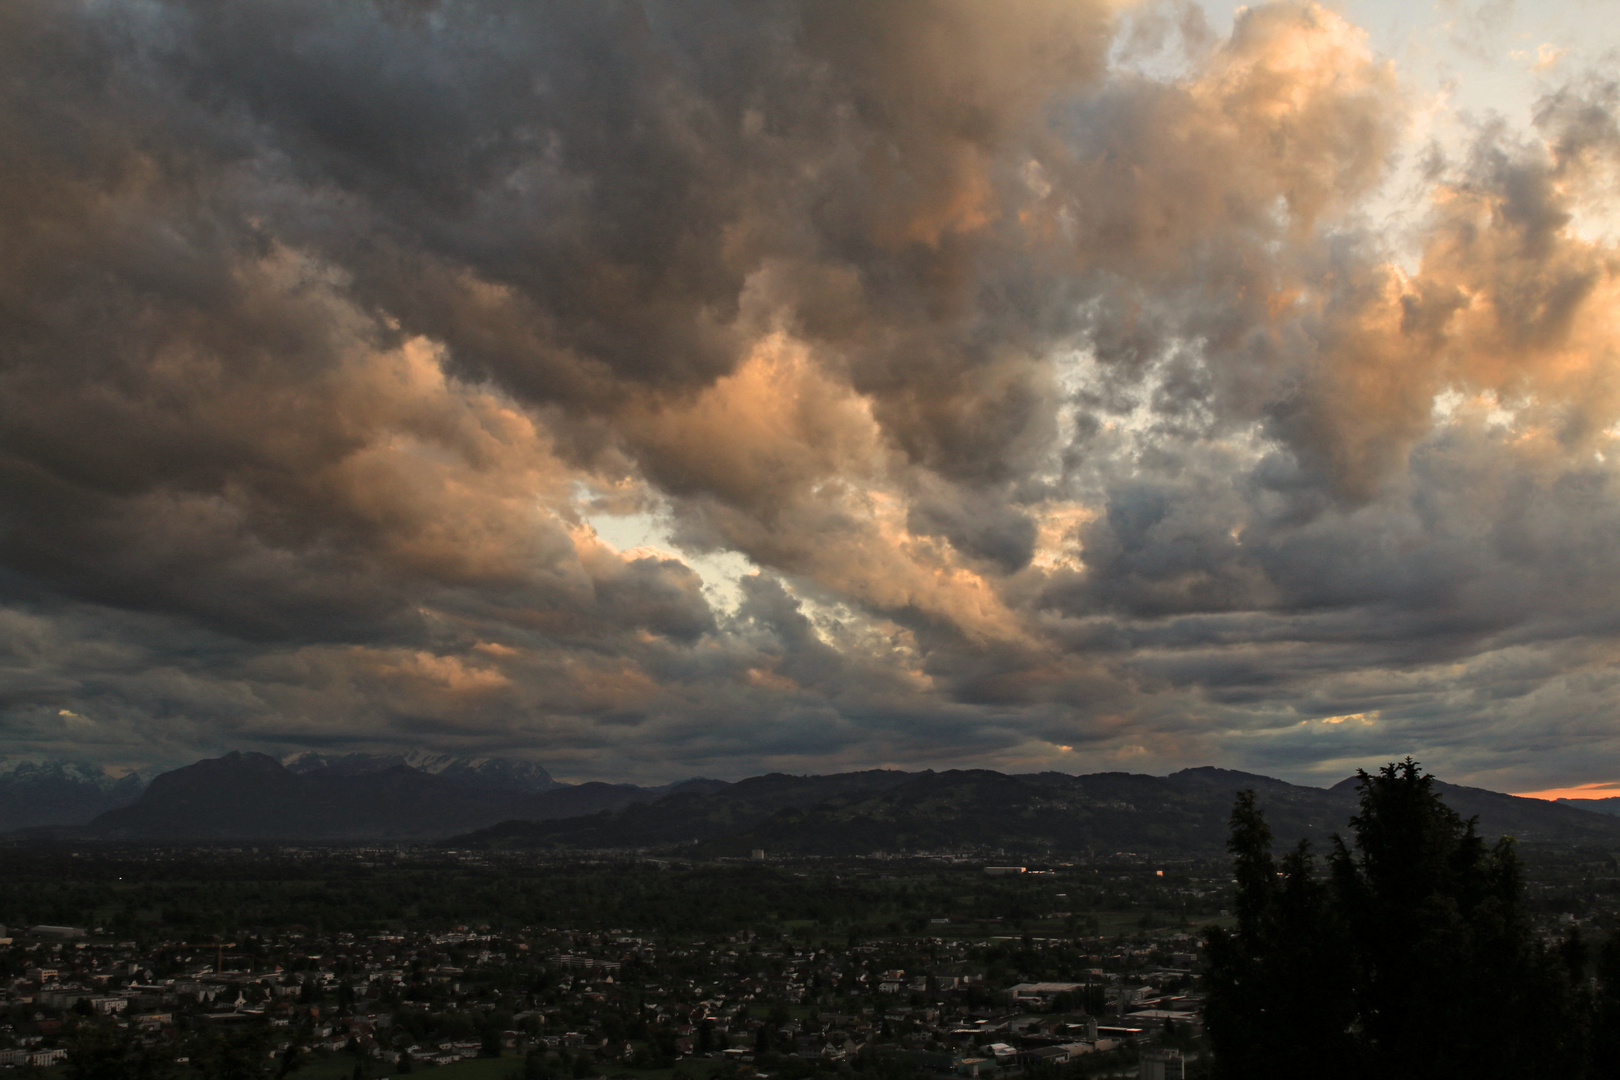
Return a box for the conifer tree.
[1205,759,1591,1078]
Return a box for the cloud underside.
[2,0,1619,788]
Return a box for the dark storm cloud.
[2,0,1619,788]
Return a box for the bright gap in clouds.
[1339,0,1620,249]
[577,498,758,614]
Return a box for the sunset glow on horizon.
[1515,783,1620,803]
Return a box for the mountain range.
[281,751,560,795]
[7,750,1617,853]
[79,751,678,840]
[0,758,146,831]
[73,752,741,840]
[0,751,566,835]
[456,765,1620,856]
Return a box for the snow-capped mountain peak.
[280,751,558,794]
[0,758,146,831]
[0,757,142,792]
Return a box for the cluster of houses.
[0,915,1200,1074]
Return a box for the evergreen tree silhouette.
[1205,759,1593,1078]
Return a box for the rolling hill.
[454,765,1620,855]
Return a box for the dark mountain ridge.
[51,751,1620,851]
[458,765,1620,855]
[88,752,506,839]
[464,769,917,849]
[1558,796,1620,817]
[1417,779,1620,843]
[79,753,728,840]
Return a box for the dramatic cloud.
[2,0,1619,790]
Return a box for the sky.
[2,0,1620,794]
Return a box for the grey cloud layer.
[2,0,1618,788]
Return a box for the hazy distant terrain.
[1558,796,1620,817]
[0,759,145,832]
